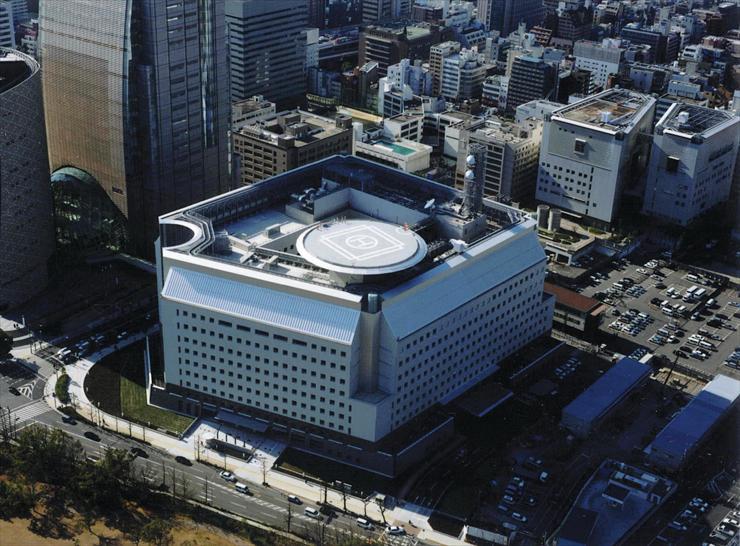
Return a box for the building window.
[574,139,586,154]
[666,156,679,173]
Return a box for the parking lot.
[575,258,740,379]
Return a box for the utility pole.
[285,500,293,531]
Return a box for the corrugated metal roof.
[648,374,740,461]
[563,357,651,425]
[382,230,546,340]
[162,267,359,344]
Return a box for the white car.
[511,512,528,523]
[219,470,236,482]
[388,525,405,535]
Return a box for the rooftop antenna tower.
[463,143,485,216]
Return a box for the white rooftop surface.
[162,267,360,344]
[226,209,304,245]
[297,219,428,275]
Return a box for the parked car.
[511,512,528,523]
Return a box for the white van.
[235,482,249,494]
[356,518,373,530]
[304,507,321,519]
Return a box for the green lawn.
[86,341,193,435]
[119,367,193,434]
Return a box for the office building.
[359,25,444,77]
[383,113,423,142]
[8,0,27,22]
[225,0,307,105]
[620,26,680,64]
[482,74,508,109]
[233,111,353,186]
[362,0,411,23]
[440,48,487,101]
[477,0,544,36]
[155,155,554,476]
[642,104,739,226]
[232,95,276,131]
[573,40,624,92]
[457,117,543,203]
[556,68,591,103]
[0,2,14,49]
[377,58,431,117]
[0,49,53,308]
[308,0,326,28]
[536,89,655,225]
[40,0,230,254]
[430,41,460,96]
[506,55,557,113]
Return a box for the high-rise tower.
[225,0,307,106]
[39,0,230,255]
[0,49,54,308]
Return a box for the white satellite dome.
[464,169,476,180]
[466,154,476,167]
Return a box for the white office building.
[155,156,553,475]
[573,39,624,93]
[536,89,656,225]
[383,113,423,142]
[440,48,487,101]
[642,104,740,226]
[482,74,509,109]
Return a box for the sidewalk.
[43,340,466,546]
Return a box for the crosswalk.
[11,400,51,424]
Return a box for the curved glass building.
[51,167,129,253]
[0,49,54,309]
[39,0,230,255]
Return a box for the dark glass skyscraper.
[0,49,54,308]
[39,0,230,255]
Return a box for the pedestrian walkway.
[12,399,52,424]
[43,339,467,546]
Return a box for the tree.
[12,426,82,486]
[0,480,34,518]
[259,456,269,486]
[140,518,173,546]
[340,486,348,512]
[0,406,18,445]
[0,330,12,359]
[375,497,387,524]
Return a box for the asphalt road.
[30,409,417,544]
[0,352,418,546]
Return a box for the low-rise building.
[544,281,604,339]
[645,375,740,471]
[456,116,543,203]
[231,95,277,131]
[233,110,353,186]
[383,112,423,142]
[561,357,651,438]
[354,136,432,172]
